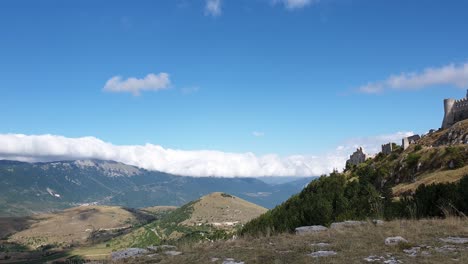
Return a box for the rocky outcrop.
[434,121,468,146]
[439,237,468,244]
[111,248,148,260]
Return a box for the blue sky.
[1,0,468,176]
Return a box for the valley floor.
[114,217,467,264]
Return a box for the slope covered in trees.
[242,135,468,236]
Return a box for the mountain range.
[0,159,315,217]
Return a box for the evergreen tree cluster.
[241,171,382,236]
[241,168,468,237]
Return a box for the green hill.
[74,193,267,258]
[242,121,468,236]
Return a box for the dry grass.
[0,217,37,239]
[393,165,468,195]
[181,192,268,227]
[119,218,468,264]
[7,206,144,249]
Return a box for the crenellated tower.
[442,90,468,129]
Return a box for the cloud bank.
[358,62,468,94]
[0,132,413,177]
[205,0,222,16]
[103,72,171,96]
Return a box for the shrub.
[406,153,421,168]
[241,172,381,236]
[445,146,465,169]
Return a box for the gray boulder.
[385,236,408,246]
[295,225,328,234]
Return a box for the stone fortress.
[346,90,468,166]
[346,147,369,166]
[442,90,468,129]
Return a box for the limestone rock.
[311,242,330,247]
[372,219,385,225]
[403,247,420,257]
[164,250,182,256]
[435,245,458,253]
[364,255,385,262]
[440,237,468,244]
[384,236,408,246]
[295,225,328,234]
[307,250,337,257]
[383,257,402,264]
[111,248,148,260]
[222,258,245,264]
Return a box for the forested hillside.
[242,123,468,236]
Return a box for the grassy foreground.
[117,217,467,264]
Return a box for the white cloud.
[103,72,171,96]
[252,131,265,137]
[358,62,468,94]
[205,0,222,16]
[274,0,318,10]
[0,131,414,177]
[337,131,414,155]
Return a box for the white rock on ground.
[311,242,330,247]
[383,257,402,264]
[364,255,385,262]
[403,247,420,257]
[111,248,148,260]
[372,219,385,225]
[440,237,468,244]
[307,250,337,257]
[222,258,245,264]
[435,245,458,253]
[164,250,182,256]
[295,225,328,234]
[385,236,408,246]
[161,245,177,250]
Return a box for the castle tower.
[442,98,455,129]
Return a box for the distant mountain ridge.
[0,159,316,216]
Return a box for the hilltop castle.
[346,147,369,166]
[442,90,468,129]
